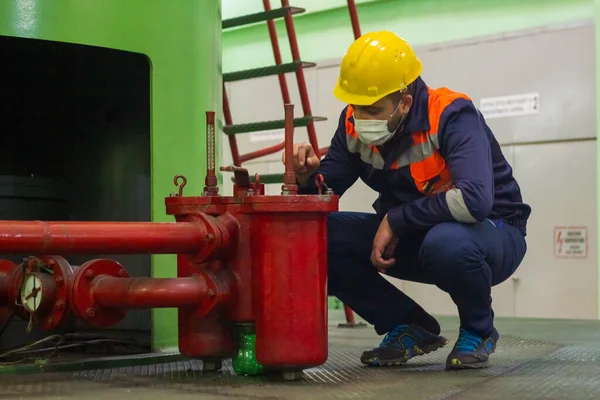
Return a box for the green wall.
[223,0,378,23]
[223,0,593,73]
[0,0,222,351]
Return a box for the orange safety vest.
[345,87,471,197]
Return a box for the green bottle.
[232,324,265,376]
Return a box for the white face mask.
[354,103,403,146]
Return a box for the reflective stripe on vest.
[344,87,471,196]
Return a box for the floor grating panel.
[0,334,564,400]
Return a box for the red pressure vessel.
[249,196,337,369]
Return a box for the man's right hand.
[282,142,320,186]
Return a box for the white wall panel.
[512,141,598,319]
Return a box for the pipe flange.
[31,256,75,330]
[191,266,235,318]
[72,259,129,327]
[184,213,222,262]
[16,256,75,330]
[0,260,18,327]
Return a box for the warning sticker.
[554,226,588,259]
[479,93,540,119]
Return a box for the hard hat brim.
[332,83,397,106]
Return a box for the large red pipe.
[0,221,208,255]
[347,0,362,40]
[281,0,321,159]
[92,276,209,309]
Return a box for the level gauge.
[21,273,44,313]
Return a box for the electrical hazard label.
[554,226,588,259]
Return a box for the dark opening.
[0,36,152,350]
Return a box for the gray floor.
[2,311,600,399]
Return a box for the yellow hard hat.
[333,31,422,106]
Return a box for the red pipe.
[344,304,356,324]
[344,0,361,327]
[92,276,209,309]
[347,0,362,39]
[239,142,285,164]
[223,84,241,166]
[236,0,292,166]
[263,0,292,105]
[280,0,321,159]
[0,221,208,255]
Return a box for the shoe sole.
[362,337,449,367]
[445,360,489,370]
[445,342,497,370]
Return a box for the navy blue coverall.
[300,77,531,337]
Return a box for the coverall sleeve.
[386,103,494,234]
[298,107,359,197]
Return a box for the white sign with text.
[480,93,540,119]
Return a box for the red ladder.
[222,0,365,328]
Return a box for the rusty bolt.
[208,289,216,298]
[55,301,65,311]
[85,269,95,279]
[55,276,64,286]
[118,269,127,277]
[86,307,96,317]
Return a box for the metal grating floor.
[1,315,600,400]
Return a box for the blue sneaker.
[446,327,500,370]
[360,324,448,367]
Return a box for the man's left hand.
[371,214,397,272]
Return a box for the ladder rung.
[224,116,327,136]
[224,61,316,83]
[230,173,284,184]
[222,6,305,30]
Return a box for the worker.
[283,31,531,370]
